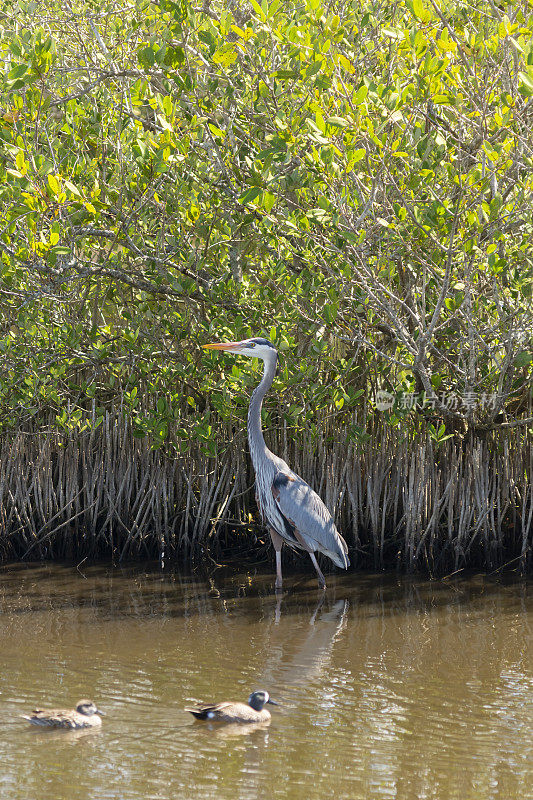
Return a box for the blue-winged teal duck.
[21,699,103,729]
[185,690,279,723]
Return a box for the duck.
[21,698,104,729]
[185,690,278,723]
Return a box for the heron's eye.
[248,342,256,348]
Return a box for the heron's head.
[76,699,103,717]
[247,690,279,711]
[203,337,276,360]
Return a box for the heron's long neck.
[247,354,277,463]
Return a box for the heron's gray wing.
[272,472,349,568]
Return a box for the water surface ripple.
[0,564,531,800]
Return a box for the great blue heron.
[203,337,350,589]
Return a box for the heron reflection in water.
[203,338,350,590]
[270,595,349,683]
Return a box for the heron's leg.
[309,553,326,590]
[275,550,283,591]
[269,529,284,591]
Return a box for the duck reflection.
[200,721,271,739]
[24,726,102,743]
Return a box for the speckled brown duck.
[185,690,279,723]
[21,699,104,729]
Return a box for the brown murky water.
[0,563,532,800]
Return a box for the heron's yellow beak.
[203,341,243,351]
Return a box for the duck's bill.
[96,709,106,716]
[267,699,280,706]
[203,341,243,351]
